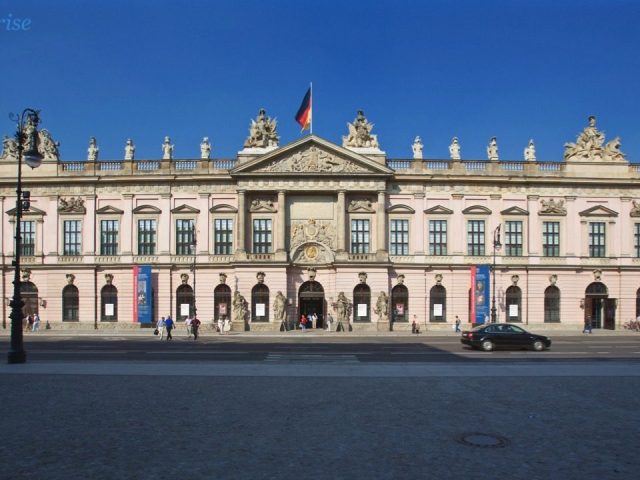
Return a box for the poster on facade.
[255,303,265,317]
[396,304,404,315]
[470,265,490,324]
[133,265,153,324]
[433,304,442,317]
[219,304,227,316]
[105,303,114,317]
[357,303,367,317]
[180,303,190,317]
[509,304,518,317]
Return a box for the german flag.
[295,87,312,131]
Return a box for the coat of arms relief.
[290,219,337,265]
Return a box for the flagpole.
[310,81,313,135]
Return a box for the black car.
[460,323,551,352]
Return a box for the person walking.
[217,317,224,335]
[326,312,333,332]
[583,317,593,334]
[32,313,41,332]
[300,314,307,331]
[411,316,420,334]
[191,316,201,340]
[165,315,174,340]
[185,316,193,338]
[157,316,166,340]
[455,315,461,333]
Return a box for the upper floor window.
[429,220,447,256]
[138,219,157,255]
[351,219,370,254]
[588,222,606,257]
[63,220,81,256]
[100,220,119,256]
[252,219,272,253]
[20,220,35,256]
[543,221,560,257]
[504,221,523,256]
[214,219,234,255]
[176,219,195,255]
[467,220,485,256]
[389,219,409,255]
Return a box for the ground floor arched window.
[62,284,79,321]
[544,286,560,323]
[214,284,232,322]
[353,284,371,322]
[176,284,194,321]
[429,285,446,322]
[251,284,270,322]
[505,286,522,322]
[21,281,39,317]
[101,284,118,322]
[391,284,409,322]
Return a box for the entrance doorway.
[298,281,325,329]
[584,282,616,330]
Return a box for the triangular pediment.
[579,205,618,217]
[424,205,453,215]
[6,206,46,217]
[96,205,124,215]
[133,204,162,214]
[171,204,200,214]
[501,206,529,216]
[462,205,492,215]
[231,135,393,176]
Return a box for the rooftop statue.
[487,136,499,161]
[1,135,18,160]
[564,116,626,162]
[412,136,423,159]
[524,139,536,161]
[87,137,99,162]
[343,110,379,149]
[449,136,461,160]
[1,121,60,162]
[124,139,135,160]
[244,108,279,148]
[39,129,60,161]
[200,137,211,159]
[162,136,174,160]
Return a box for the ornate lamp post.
[8,109,44,364]
[190,225,197,317]
[490,224,502,324]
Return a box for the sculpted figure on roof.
[244,108,279,148]
[564,116,626,162]
[343,110,379,149]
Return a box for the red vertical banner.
[133,265,139,323]
[470,265,477,323]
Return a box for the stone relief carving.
[219,273,227,284]
[549,274,557,285]
[593,269,602,281]
[162,136,174,160]
[58,197,86,213]
[524,139,536,161]
[539,198,567,215]
[258,146,368,174]
[244,108,279,148]
[105,273,114,285]
[249,199,275,212]
[342,110,379,148]
[87,137,99,162]
[487,137,499,161]
[631,200,640,217]
[21,268,32,281]
[449,137,461,160]
[180,273,189,284]
[291,241,332,265]
[66,273,75,284]
[412,136,423,159]
[348,199,374,213]
[290,219,336,251]
[564,116,626,162]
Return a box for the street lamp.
[490,224,502,324]
[8,108,44,364]
[190,225,197,317]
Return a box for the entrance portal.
[584,282,616,330]
[298,281,325,329]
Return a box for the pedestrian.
[165,315,174,340]
[455,315,461,333]
[326,312,333,332]
[411,315,420,334]
[223,317,230,333]
[157,316,165,340]
[300,314,307,331]
[217,317,224,335]
[311,312,318,329]
[191,316,201,340]
[26,314,33,332]
[185,316,193,338]
[32,313,41,332]
[583,317,593,334]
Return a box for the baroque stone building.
[1,111,639,332]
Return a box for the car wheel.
[532,340,545,352]
[481,340,494,352]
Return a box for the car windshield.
[471,325,489,332]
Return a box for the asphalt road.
[9,334,640,363]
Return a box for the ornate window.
[20,220,35,256]
[176,219,195,255]
[389,219,409,255]
[544,285,560,323]
[214,219,234,255]
[467,220,485,256]
[251,284,270,322]
[505,221,523,256]
[353,284,371,322]
[63,220,81,256]
[62,284,79,321]
[429,220,447,255]
[429,285,446,322]
[138,219,157,255]
[505,286,522,322]
[543,221,560,257]
[101,284,118,322]
[176,284,194,321]
[351,219,370,254]
[252,219,272,253]
[588,222,606,257]
[100,220,119,256]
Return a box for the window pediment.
[133,204,162,214]
[579,205,618,217]
[387,204,415,214]
[96,205,124,215]
[6,206,46,217]
[501,206,529,216]
[171,204,200,214]
[424,205,453,215]
[462,205,492,215]
[210,204,238,213]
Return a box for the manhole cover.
[455,433,509,448]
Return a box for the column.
[122,194,133,255]
[276,190,287,261]
[197,193,209,254]
[84,194,96,255]
[376,191,387,259]
[236,190,246,255]
[337,190,346,252]
[158,193,171,255]
[413,193,425,255]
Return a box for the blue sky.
[1,0,638,162]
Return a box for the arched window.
[391,284,409,322]
[214,284,232,322]
[101,284,118,322]
[505,286,522,322]
[62,284,79,321]
[251,284,270,322]
[544,286,560,323]
[176,284,194,321]
[21,281,39,316]
[353,284,371,322]
[430,285,446,322]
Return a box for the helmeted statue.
[412,136,423,159]
[124,139,135,160]
[449,137,461,160]
[87,137,99,162]
[162,136,174,160]
[487,137,499,161]
[524,139,536,161]
[374,291,389,323]
[564,116,626,162]
[233,290,248,324]
[200,137,211,159]
[244,108,279,148]
[273,291,286,324]
[342,110,379,148]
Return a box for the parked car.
[460,323,551,352]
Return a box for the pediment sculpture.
[563,116,626,162]
[630,200,640,217]
[249,199,276,213]
[539,199,566,215]
[343,110,379,149]
[58,197,86,213]
[1,123,60,162]
[291,242,335,265]
[291,219,337,252]
[348,199,374,213]
[257,146,367,173]
[244,108,279,148]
